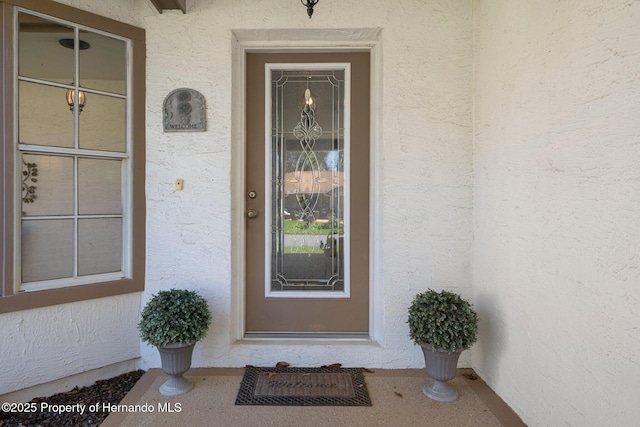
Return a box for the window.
[0,0,145,313]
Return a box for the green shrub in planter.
[408,289,478,353]
[138,289,212,348]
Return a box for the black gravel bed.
[0,370,145,427]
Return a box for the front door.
[245,52,370,335]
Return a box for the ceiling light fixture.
[301,0,319,19]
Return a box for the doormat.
[235,366,372,406]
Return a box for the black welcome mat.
[235,366,371,406]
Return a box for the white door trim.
[230,28,384,344]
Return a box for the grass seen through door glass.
[284,245,324,254]
[283,220,342,235]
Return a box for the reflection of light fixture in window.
[58,38,90,114]
[66,86,86,113]
[58,38,90,50]
[302,74,317,109]
[304,88,315,108]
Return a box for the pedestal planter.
[420,344,462,402]
[158,342,195,396]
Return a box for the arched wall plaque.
[163,88,206,132]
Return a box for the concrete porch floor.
[102,368,526,427]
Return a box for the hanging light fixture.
[301,0,319,19]
[58,38,90,114]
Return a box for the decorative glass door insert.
[267,64,350,297]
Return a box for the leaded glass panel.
[270,67,347,293]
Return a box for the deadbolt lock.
[248,190,257,199]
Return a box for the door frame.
[230,28,383,342]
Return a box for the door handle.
[247,209,259,219]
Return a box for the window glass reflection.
[78,219,122,276]
[22,220,74,283]
[79,29,126,95]
[18,13,74,84]
[79,93,126,152]
[21,154,74,217]
[78,158,122,215]
[19,81,73,148]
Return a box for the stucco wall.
[0,293,142,395]
[6,1,639,425]
[139,0,473,369]
[472,1,640,426]
[2,0,473,395]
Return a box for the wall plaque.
[163,88,206,132]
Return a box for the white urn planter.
[420,344,462,402]
[158,342,196,396]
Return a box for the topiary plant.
[408,289,478,353]
[138,288,212,348]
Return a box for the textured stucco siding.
[0,293,142,395]
[4,1,639,425]
[1,0,473,396]
[3,1,639,425]
[472,1,640,426]
[139,0,474,370]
